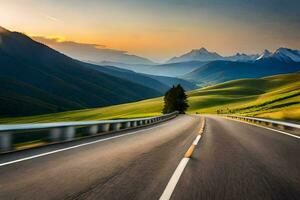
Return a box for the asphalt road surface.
[171,115,300,200]
[0,115,201,200]
[0,115,299,200]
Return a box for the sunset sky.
[1,0,300,62]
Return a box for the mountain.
[225,53,259,61]
[256,48,300,62]
[0,26,162,117]
[168,48,223,63]
[90,61,153,74]
[167,47,260,63]
[146,61,208,77]
[32,36,155,65]
[95,60,208,77]
[182,59,300,86]
[256,49,273,60]
[82,62,197,92]
[142,74,197,91]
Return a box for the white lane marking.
[226,117,300,139]
[159,158,190,200]
[160,132,203,200]
[0,123,169,167]
[193,135,201,145]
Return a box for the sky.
[1,0,300,62]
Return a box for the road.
[0,115,299,200]
[0,115,201,200]
[171,116,300,200]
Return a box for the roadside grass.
[0,98,164,124]
[1,72,299,124]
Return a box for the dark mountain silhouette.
[82,62,197,92]
[0,27,161,117]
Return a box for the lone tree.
[163,84,189,114]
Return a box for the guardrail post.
[49,128,62,142]
[111,123,121,131]
[62,126,75,141]
[99,124,110,132]
[122,122,131,129]
[0,132,12,152]
[131,121,137,127]
[88,125,98,135]
[137,120,143,126]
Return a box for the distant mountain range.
[167,47,259,63]
[182,54,300,85]
[256,48,300,62]
[82,62,197,92]
[168,47,300,64]
[97,47,300,86]
[96,60,208,77]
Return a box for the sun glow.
[1,0,299,61]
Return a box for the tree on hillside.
[162,84,189,114]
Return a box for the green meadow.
[1,72,299,124]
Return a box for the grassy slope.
[188,72,300,120]
[1,72,299,124]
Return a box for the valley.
[1,26,300,123]
[1,72,299,124]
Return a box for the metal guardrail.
[0,111,179,153]
[227,115,300,136]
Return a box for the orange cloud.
[32,36,153,64]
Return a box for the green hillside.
[0,26,162,117]
[1,72,299,124]
[188,71,300,120]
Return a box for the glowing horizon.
[1,0,300,62]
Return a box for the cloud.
[43,14,62,23]
[32,36,153,64]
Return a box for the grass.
[0,98,164,124]
[1,72,299,124]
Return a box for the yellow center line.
[198,117,206,135]
[160,116,206,199]
[184,144,196,158]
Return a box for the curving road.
[0,115,299,200]
[171,115,300,200]
[0,115,201,200]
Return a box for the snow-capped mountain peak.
[167,47,223,63]
[256,48,300,62]
[274,48,300,62]
[256,49,272,60]
[167,47,300,64]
